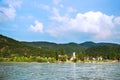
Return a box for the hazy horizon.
[1,34,120,45]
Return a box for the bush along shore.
[0,53,119,63]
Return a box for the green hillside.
[0,35,85,62]
[22,41,57,47]
[85,45,120,59]
[0,35,61,62]
[0,34,120,62]
[22,42,86,55]
[80,41,119,48]
[0,35,41,57]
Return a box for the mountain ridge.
[80,41,119,48]
[0,34,120,61]
[1,34,119,49]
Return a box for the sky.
[0,0,120,43]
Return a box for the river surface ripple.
[0,62,120,80]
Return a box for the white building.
[70,52,76,61]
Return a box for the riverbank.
[60,59,119,63]
[0,57,119,63]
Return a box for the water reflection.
[72,63,76,80]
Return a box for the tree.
[58,54,68,62]
[77,52,85,61]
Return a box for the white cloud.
[48,11,120,40]
[30,20,44,33]
[51,7,69,23]
[0,5,16,20]
[114,17,120,25]
[70,11,114,39]
[0,0,22,20]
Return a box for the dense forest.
[0,34,120,62]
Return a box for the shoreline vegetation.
[0,55,119,63]
[0,60,119,63]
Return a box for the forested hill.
[85,45,120,59]
[22,41,57,47]
[22,42,86,55]
[22,41,120,51]
[0,34,41,57]
[23,41,119,49]
[0,35,85,58]
[0,34,120,61]
[80,41,119,48]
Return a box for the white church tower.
[73,52,76,59]
[70,52,76,61]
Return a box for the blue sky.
[0,0,120,43]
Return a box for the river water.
[0,62,120,80]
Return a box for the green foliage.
[0,56,56,63]
[58,54,68,62]
[35,56,48,62]
[77,52,86,61]
[23,42,86,56]
[85,45,120,60]
[80,41,119,48]
[48,57,56,63]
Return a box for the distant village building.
[97,56,103,61]
[92,56,103,61]
[92,57,96,61]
